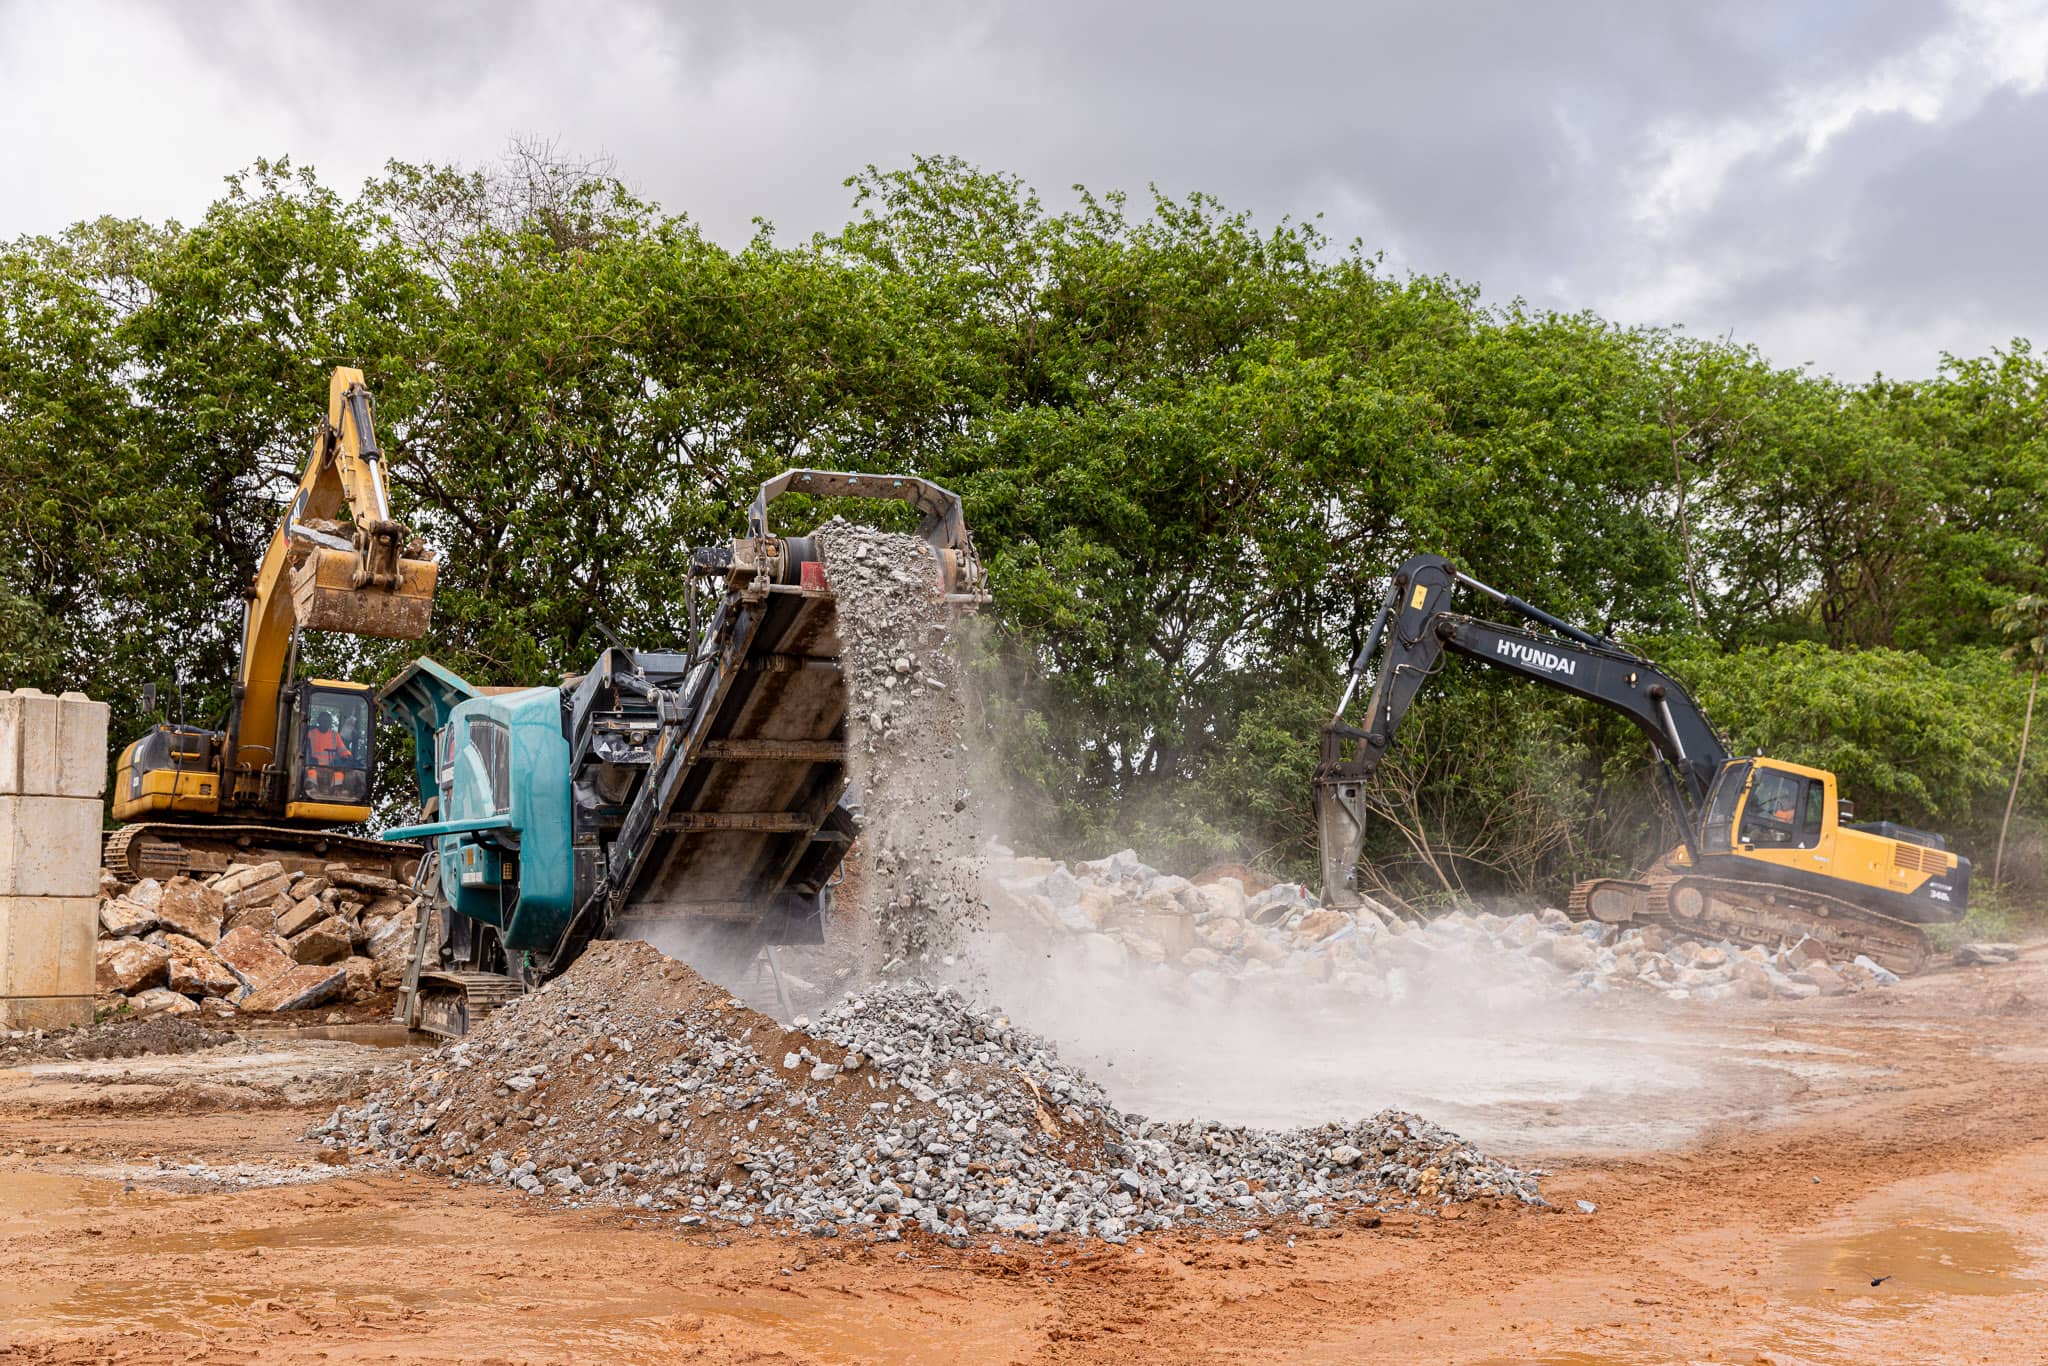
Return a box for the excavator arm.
[1314,554,1726,907]
[227,367,438,788]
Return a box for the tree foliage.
[2,151,2043,906]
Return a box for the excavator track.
[1567,876,1646,925]
[1567,870,1931,976]
[410,971,525,1040]
[105,822,421,883]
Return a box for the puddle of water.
[1781,1214,2044,1316]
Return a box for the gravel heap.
[989,849,1907,1004]
[316,939,1541,1241]
[815,520,987,971]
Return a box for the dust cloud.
[934,913,1711,1156]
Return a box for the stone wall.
[0,688,109,1029]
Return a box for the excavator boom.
[1316,554,1723,907]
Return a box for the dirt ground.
[3,950,2045,1365]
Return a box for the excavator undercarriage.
[104,822,420,884]
[1569,869,1932,976]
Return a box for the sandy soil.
[2,950,2045,1365]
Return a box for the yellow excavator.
[1315,554,1969,973]
[108,367,438,880]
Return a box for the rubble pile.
[318,939,1540,1241]
[92,860,421,1018]
[815,522,986,969]
[987,850,1905,1004]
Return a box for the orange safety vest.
[310,728,352,765]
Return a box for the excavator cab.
[284,680,376,820]
[1697,758,1832,854]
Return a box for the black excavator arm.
[1314,554,1729,907]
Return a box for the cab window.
[468,717,512,814]
[1740,768,1808,849]
[1702,761,1750,852]
[1800,780,1830,845]
[299,690,371,804]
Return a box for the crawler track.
[105,822,421,883]
[1569,870,1932,975]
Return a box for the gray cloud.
[0,0,2040,378]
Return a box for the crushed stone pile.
[815,521,986,971]
[987,850,1905,1004]
[317,939,1541,1242]
[91,860,422,1020]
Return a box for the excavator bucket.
[290,545,439,640]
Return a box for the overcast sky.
[2,0,2043,379]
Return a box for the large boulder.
[371,920,419,987]
[1196,917,1246,954]
[223,891,289,936]
[96,939,171,993]
[1797,961,1851,997]
[240,962,349,1013]
[288,915,355,966]
[362,894,409,922]
[167,944,242,999]
[155,876,226,944]
[362,909,416,960]
[211,924,295,993]
[276,897,330,939]
[1540,934,1597,973]
[1040,865,1083,909]
[218,863,292,915]
[128,987,198,1017]
[1292,909,1353,942]
[98,895,158,938]
[338,955,380,1003]
[326,866,402,896]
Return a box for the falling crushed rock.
[815,520,988,971]
[316,940,1541,1241]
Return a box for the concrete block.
[0,690,60,796]
[0,795,102,897]
[0,689,108,799]
[0,895,98,1029]
[57,693,110,799]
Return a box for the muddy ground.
[2,950,2045,1365]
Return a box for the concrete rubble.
[317,939,1542,1241]
[91,860,421,1018]
[982,851,1907,1004]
